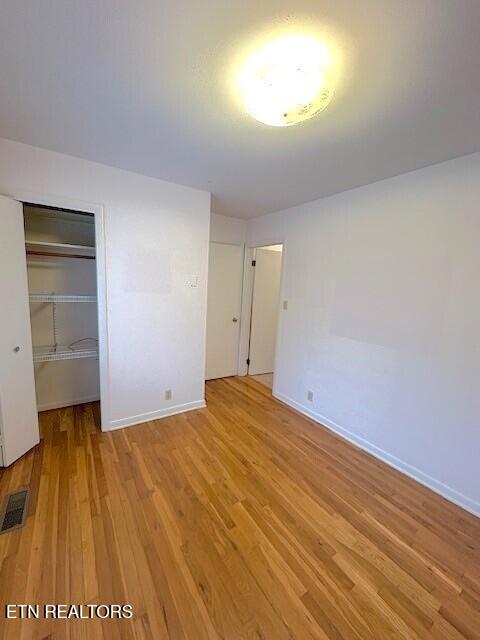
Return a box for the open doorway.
[247,244,283,390]
[0,196,104,467]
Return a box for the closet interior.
[24,204,100,412]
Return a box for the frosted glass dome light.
[238,35,334,127]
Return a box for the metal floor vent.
[0,489,29,534]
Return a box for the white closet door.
[248,248,282,375]
[0,195,39,466]
[206,243,244,380]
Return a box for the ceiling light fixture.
[238,35,334,127]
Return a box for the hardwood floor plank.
[0,376,479,639]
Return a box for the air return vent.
[0,489,29,534]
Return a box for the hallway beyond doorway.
[250,373,273,389]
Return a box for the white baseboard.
[106,399,206,431]
[274,391,480,519]
[37,395,100,412]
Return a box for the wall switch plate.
[283,300,288,310]
[186,275,199,288]
[307,391,314,402]
[165,389,172,400]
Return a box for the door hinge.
[251,260,256,267]
[246,358,250,365]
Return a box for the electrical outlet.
[165,389,172,400]
[307,390,314,402]
[283,300,288,310]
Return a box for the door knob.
[232,317,238,323]
[13,346,20,352]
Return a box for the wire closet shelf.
[29,294,97,303]
[32,343,98,364]
[25,227,98,363]
[25,240,96,260]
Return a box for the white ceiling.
[1,1,479,218]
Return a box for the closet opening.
[23,203,101,426]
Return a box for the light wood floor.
[250,373,274,389]
[0,377,479,639]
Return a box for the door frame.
[238,241,285,393]
[8,189,109,431]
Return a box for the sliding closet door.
[0,195,39,466]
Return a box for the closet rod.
[26,250,96,260]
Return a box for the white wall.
[247,153,480,516]
[0,138,211,430]
[210,212,247,245]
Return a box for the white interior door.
[206,243,244,380]
[248,247,282,376]
[0,195,39,466]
